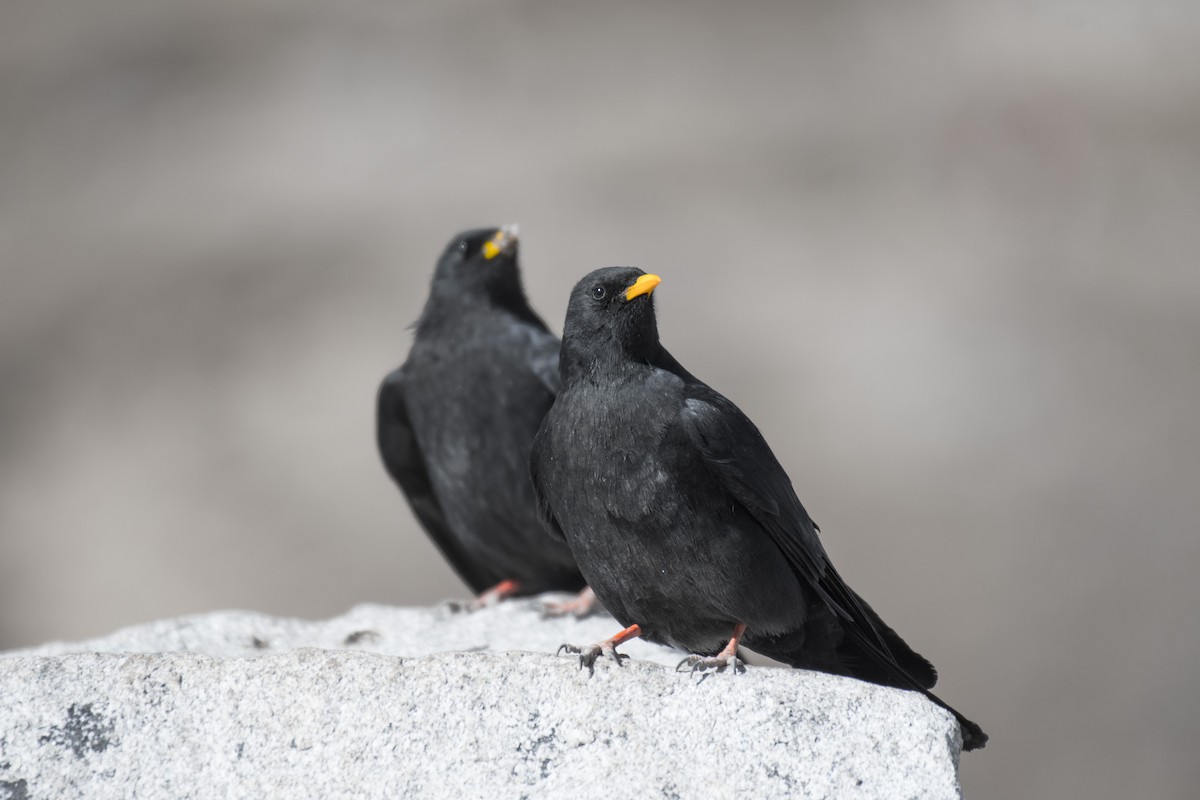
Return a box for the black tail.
[837,618,989,751]
[756,583,989,751]
[821,573,988,750]
[840,590,939,690]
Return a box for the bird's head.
[561,267,663,376]
[428,225,526,310]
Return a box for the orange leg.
[446,579,521,613]
[676,622,747,675]
[557,623,643,674]
[541,586,600,619]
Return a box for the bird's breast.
[552,383,705,529]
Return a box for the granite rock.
[0,599,964,799]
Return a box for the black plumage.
[530,267,987,751]
[377,227,585,598]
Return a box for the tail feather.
[846,590,939,690]
[819,577,987,750]
[752,589,988,751]
[839,622,989,751]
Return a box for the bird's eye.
[457,240,470,253]
[591,285,607,301]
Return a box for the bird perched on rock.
[529,266,987,750]
[377,226,588,610]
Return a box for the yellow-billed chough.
[377,227,587,608]
[530,266,986,750]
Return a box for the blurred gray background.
[2,0,1197,797]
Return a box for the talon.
[681,653,741,676]
[556,642,601,673]
[541,587,600,619]
[453,579,522,613]
[541,603,571,620]
[553,624,642,676]
[677,623,748,678]
[579,646,604,675]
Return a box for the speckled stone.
[0,599,963,799]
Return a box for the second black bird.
[530,267,987,751]
[377,227,586,605]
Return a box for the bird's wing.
[528,422,567,543]
[509,319,561,396]
[678,383,988,746]
[528,337,562,395]
[679,383,891,647]
[376,368,495,592]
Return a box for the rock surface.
[0,599,964,799]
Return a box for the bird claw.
[440,598,497,614]
[540,601,581,619]
[557,641,630,675]
[439,597,490,614]
[675,653,746,676]
[440,579,521,614]
[540,588,599,619]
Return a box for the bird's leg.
[541,586,600,619]
[558,623,642,675]
[444,579,521,613]
[467,578,521,610]
[677,622,747,675]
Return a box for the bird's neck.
[560,336,679,386]
[415,290,545,337]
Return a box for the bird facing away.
[376,226,586,606]
[529,267,987,751]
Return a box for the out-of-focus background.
[2,0,1197,796]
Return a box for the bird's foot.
[541,587,599,619]
[556,623,643,676]
[557,641,629,674]
[443,579,521,613]
[675,652,746,676]
[675,622,748,678]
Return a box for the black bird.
[376,226,588,609]
[529,267,987,751]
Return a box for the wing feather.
[679,383,894,651]
[528,421,567,543]
[376,368,495,592]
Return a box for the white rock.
[0,599,964,799]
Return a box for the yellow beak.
[624,273,662,301]
[481,224,519,260]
